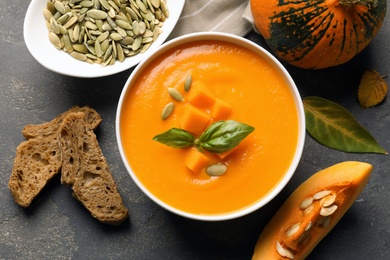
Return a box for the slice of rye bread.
[8,106,102,207]
[59,112,128,224]
[22,106,102,139]
[8,136,62,207]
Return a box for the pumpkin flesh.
[250,0,387,69]
[252,161,373,259]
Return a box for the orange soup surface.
[120,40,299,216]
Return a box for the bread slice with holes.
[59,112,128,224]
[8,136,62,207]
[8,106,102,207]
[22,106,102,139]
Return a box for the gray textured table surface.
[1,1,389,259]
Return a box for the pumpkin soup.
[120,40,299,216]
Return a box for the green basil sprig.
[152,120,255,154]
[152,128,194,148]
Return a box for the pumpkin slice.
[252,161,373,259]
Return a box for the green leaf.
[303,96,387,154]
[195,120,255,153]
[152,128,194,149]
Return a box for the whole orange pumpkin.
[250,0,387,69]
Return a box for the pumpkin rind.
[250,0,387,69]
[252,161,373,259]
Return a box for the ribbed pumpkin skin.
[250,0,387,69]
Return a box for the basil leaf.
[304,96,387,154]
[195,120,255,153]
[153,128,194,149]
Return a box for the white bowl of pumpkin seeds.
[23,0,185,78]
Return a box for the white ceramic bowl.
[116,32,305,221]
[23,0,185,78]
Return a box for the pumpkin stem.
[339,0,378,8]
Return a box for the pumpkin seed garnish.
[161,102,175,120]
[44,0,168,66]
[206,163,227,176]
[184,74,192,92]
[168,88,184,102]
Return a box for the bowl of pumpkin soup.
[116,32,305,221]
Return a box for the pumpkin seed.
[141,9,153,21]
[96,31,109,42]
[49,31,62,49]
[70,51,87,61]
[47,1,56,14]
[62,34,73,52]
[45,0,168,66]
[161,102,175,120]
[276,242,295,259]
[168,88,184,102]
[116,43,125,62]
[50,17,61,34]
[126,7,138,20]
[87,9,108,19]
[140,42,151,53]
[131,36,142,50]
[111,40,117,59]
[43,9,53,21]
[151,0,160,8]
[132,20,140,35]
[57,12,71,25]
[85,20,97,30]
[320,204,338,216]
[313,190,331,200]
[299,197,313,209]
[73,24,80,41]
[73,44,88,53]
[136,0,148,13]
[63,16,78,29]
[139,21,146,34]
[285,223,300,237]
[54,1,66,14]
[103,44,113,61]
[160,0,168,17]
[101,39,110,52]
[322,194,336,207]
[184,74,192,92]
[116,19,132,30]
[305,221,312,232]
[102,54,113,66]
[110,32,123,41]
[116,26,127,38]
[120,36,135,45]
[303,204,314,215]
[80,1,94,7]
[95,40,103,57]
[206,163,227,176]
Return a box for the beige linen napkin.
[168,0,255,39]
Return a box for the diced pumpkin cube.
[185,148,210,173]
[210,98,232,120]
[180,104,211,136]
[187,81,216,108]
